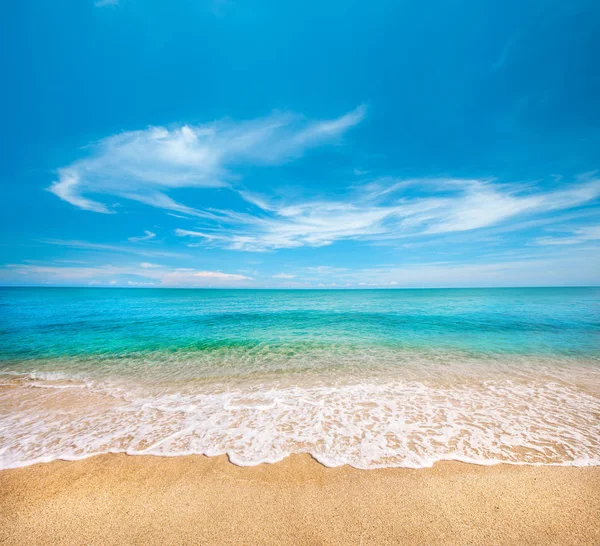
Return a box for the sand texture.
[1,454,599,545]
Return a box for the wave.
[1,374,599,470]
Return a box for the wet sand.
[1,454,599,545]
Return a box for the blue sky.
[1,0,599,287]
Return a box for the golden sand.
[1,454,599,545]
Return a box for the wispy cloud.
[94,0,118,7]
[174,177,600,251]
[535,225,600,245]
[281,247,600,288]
[2,263,253,287]
[128,230,156,242]
[188,270,250,280]
[43,239,188,258]
[307,266,348,275]
[3,244,598,288]
[41,105,600,275]
[48,106,365,216]
[360,249,600,287]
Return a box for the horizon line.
[1,285,598,290]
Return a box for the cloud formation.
[535,225,600,245]
[5,244,597,288]
[2,263,252,287]
[128,230,156,242]
[43,239,187,258]
[48,106,365,216]
[40,106,600,288]
[175,178,600,251]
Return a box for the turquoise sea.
[1,287,599,469]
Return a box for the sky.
[1,0,599,288]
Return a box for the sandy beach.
[1,454,599,545]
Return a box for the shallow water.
[1,287,599,469]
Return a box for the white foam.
[29,383,86,389]
[1,374,599,470]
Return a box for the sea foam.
[1,372,599,470]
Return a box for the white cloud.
[175,178,600,251]
[3,244,598,288]
[154,268,253,286]
[423,179,600,234]
[307,266,349,274]
[350,252,600,287]
[175,200,405,251]
[2,263,253,287]
[48,106,365,216]
[48,170,110,213]
[535,225,600,245]
[282,248,600,288]
[43,239,187,258]
[43,105,600,260]
[192,271,249,280]
[272,273,295,279]
[4,264,132,282]
[140,262,162,268]
[128,230,156,242]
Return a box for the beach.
[1,288,599,544]
[2,454,599,545]
[4,0,600,539]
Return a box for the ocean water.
[1,287,599,469]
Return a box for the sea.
[1,287,599,469]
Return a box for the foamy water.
[1,287,599,469]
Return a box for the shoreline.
[3,450,600,471]
[2,453,599,545]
